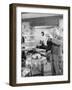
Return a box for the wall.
[0,0,72,90]
[23,16,62,26]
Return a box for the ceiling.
[21,13,62,19]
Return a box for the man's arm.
[52,38,62,46]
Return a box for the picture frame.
[9,3,70,86]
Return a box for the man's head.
[47,35,52,41]
[41,32,44,36]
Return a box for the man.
[40,32,47,46]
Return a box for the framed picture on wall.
[9,3,70,86]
